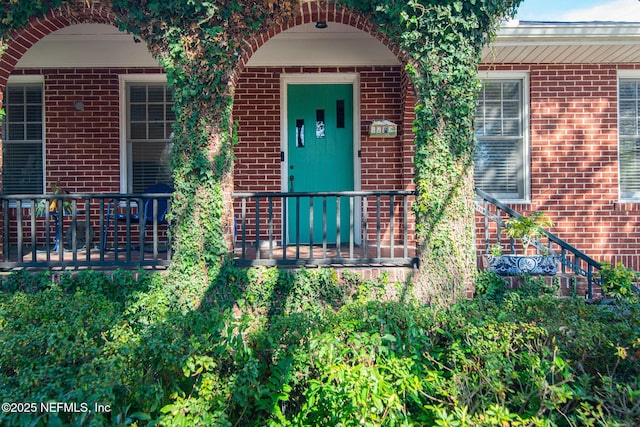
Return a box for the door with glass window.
[287,83,353,244]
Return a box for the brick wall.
[9,67,164,194]
[477,63,640,271]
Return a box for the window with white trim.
[619,77,640,200]
[1,81,44,194]
[126,82,174,193]
[474,76,528,201]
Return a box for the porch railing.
[232,191,418,267]
[475,188,601,299]
[0,192,172,271]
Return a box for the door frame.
[280,73,361,245]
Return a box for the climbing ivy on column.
[109,0,296,308]
[337,0,522,304]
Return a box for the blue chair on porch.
[103,183,173,251]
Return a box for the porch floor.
[2,245,170,270]
[233,243,418,267]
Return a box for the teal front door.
[287,83,354,244]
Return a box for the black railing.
[232,191,418,267]
[475,188,601,299]
[0,192,172,271]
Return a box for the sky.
[515,0,640,21]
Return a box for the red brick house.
[0,2,639,281]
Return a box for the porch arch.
[230,1,409,83]
[230,1,417,260]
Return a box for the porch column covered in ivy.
[337,0,522,303]
[109,0,296,306]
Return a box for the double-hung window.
[1,77,44,194]
[474,74,529,201]
[618,74,640,200]
[123,77,174,193]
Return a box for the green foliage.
[2,268,640,426]
[0,0,64,30]
[474,269,507,302]
[598,261,640,303]
[504,211,554,254]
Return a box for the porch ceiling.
[246,23,400,66]
[15,24,159,69]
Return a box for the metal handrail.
[475,188,601,299]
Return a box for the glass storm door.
[287,83,354,244]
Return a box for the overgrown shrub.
[1,268,639,426]
[598,261,640,303]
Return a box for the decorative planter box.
[489,255,558,276]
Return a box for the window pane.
[148,123,164,139]
[620,81,636,98]
[7,124,25,140]
[131,141,173,193]
[619,79,640,198]
[475,78,525,199]
[148,104,164,121]
[6,88,24,104]
[7,106,24,122]
[126,82,174,192]
[130,86,147,102]
[620,138,640,198]
[130,104,146,121]
[502,119,521,136]
[148,86,164,103]
[26,123,42,140]
[130,123,146,139]
[26,104,41,122]
[3,83,44,194]
[25,86,42,104]
[475,139,522,194]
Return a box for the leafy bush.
[1,267,640,426]
[598,261,640,303]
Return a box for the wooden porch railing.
[7,188,600,285]
[232,191,418,267]
[0,192,172,271]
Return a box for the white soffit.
[16,23,159,68]
[483,20,640,64]
[246,22,400,66]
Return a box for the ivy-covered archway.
[0,0,522,305]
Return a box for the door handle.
[289,175,294,192]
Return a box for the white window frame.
[119,74,172,193]
[475,71,530,203]
[2,75,46,196]
[617,70,640,202]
